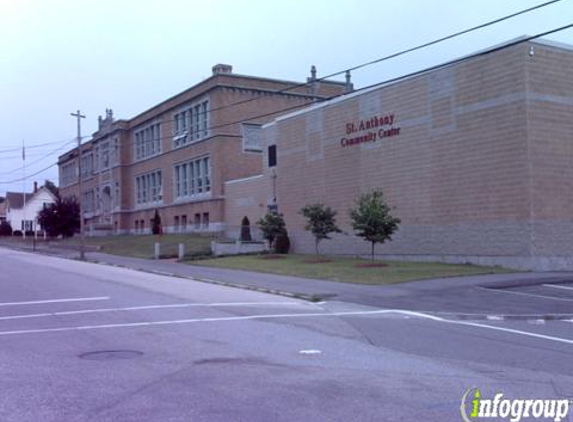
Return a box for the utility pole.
[71,110,86,260]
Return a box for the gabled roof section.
[5,187,57,210]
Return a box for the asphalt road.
[0,247,572,422]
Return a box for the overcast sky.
[0,0,571,196]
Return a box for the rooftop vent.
[212,64,233,75]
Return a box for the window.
[174,216,180,231]
[135,123,161,160]
[172,98,209,148]
[101,141,110,169]
[82,190,95,213]
[181,215,187,229]
[194,213,201,229]
[81,153,93,179]
[135,220,139,232]
[114,182,120,209]
[268,145,277,167]
[135,170,163,206]
[202,212,209,228]
[173,156,211,200]
[60,161,77,187]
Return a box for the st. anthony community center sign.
[341,113,401,147]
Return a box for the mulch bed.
[354,263,389,268]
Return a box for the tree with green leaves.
[152,209,162,235]
[300,203,341,255]
[349,190,401,260]
[38,196,80,238]
[257,212,286,252]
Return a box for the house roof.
[5,192,34,209]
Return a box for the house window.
[134,123,161,160]
[268,145,277,167]
[173,156,210,200]
[135,170,163,206]
[172,98,209,148]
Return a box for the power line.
[59,21,573,158]
[0,139,76,176]
[1,0,559,163]
[110,0,565,131]
[0,137,89,155]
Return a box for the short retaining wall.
[211,240,267,256]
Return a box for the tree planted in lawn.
[152,209,162,235]
[300,203,341,254]
[257,212,286,252]
[38,196,80,238]
[349,190,401,260]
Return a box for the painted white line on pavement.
[0,301,315,321]
[1,308,572,346]
[543,284,573,292]
[0,297,110,307]
[478,286,573,302]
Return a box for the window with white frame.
[82,189,95,213]
[135,170,163,206]
[174,156,211,200]
[172,98,209,148]
[60,161,77,187]
[134,123,161,161]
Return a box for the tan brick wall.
[255,41,573,269]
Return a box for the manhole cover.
[79,350,143,361]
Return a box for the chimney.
[212,64,233,75]
[345,70,354,93]
[307,65,318,95]
[33,181,38,193]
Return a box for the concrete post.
[154,242,160,260]
[178,243,185,261]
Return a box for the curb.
[3,244,572,322]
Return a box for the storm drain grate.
[79,350,143,361]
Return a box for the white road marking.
[0,301,315,321]
[478,286,573,302]
[0,308,572,346]
[0,297,110,307]
[543,284,573,292]
[299,350,322,355]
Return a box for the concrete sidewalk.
[2,240,573,319]
[83,251,573,320]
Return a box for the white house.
[5,184,57,235]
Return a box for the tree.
[240,216,252,241]
[38,196,80,238]
[300,203,341,254]
[0,221,12,236]
[257,212,286,252]
[152,209,162,235]
[44,180,59,198]
[349,190,401,260]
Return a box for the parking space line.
[0,301,315,321]
[543,284,573,292]
[0,297,110,307]
[477,286,573,302]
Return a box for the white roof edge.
[262,36,573,128]
[224,173,264,185]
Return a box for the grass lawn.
[65,234,214,259]
[191,254,515,285]
[0,234,213,259]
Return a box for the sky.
[0,0,572,196]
